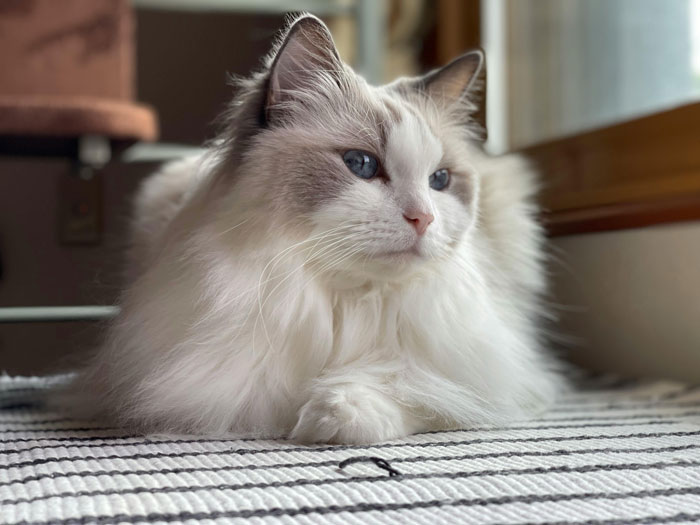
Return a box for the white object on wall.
[483,0,699,153]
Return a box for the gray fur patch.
[448,171,474,207]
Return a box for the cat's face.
[303,89,478,271]
[235,16,483,278]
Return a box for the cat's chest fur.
[293,258,503,389]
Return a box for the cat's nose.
[403,210,434,235]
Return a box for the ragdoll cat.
[69,15,563,444]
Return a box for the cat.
[67,14,564,444]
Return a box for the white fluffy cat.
[69,15,564,443]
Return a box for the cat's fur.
[69,15,564,443]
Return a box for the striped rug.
[2,375,700,524]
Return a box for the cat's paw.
[290,384,409,444]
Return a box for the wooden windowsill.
[543,193,700,237]
[521,101,700,236]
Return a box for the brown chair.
[0,0,157,325]
[0,0,158,160]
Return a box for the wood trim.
[544,194,700,236]
[435,0,480,64]
[431,0,486,135]
[522,102,700,236]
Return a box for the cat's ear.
[266,15,341,117]
[416,49,484,108]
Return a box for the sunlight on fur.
[62,14,565,444]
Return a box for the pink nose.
[403,210,434,235]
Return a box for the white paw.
[290,384,409,444]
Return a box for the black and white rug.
[2,375,700,524]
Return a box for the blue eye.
[429,168,450,191]
[343,150,379,179]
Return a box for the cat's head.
[224,15,484,279]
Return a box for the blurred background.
[1,0,699,380]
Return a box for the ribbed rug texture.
[2,375,700,524]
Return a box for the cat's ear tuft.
[418,49,484,107]
[266,15,341,117]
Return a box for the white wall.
[551,221,700,382]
